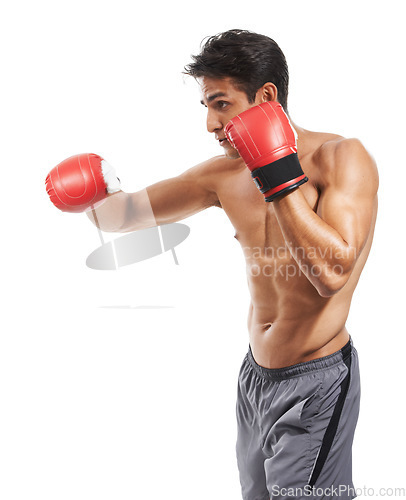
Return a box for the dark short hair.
[184,29,289,112]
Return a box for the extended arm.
[88,160,220,232]
[45,153,219,231]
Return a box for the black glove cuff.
[251,153,307,199]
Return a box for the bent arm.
[272,139,379,297]
[87,159,220,232]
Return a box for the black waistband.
[247,339,353,381]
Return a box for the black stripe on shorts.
[308,346,352,487]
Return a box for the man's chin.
[224,147,240,160]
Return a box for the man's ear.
[255,82,278,104]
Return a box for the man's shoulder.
[312,133,377,187]
[317,135,369,160]
[193,154,245,173]
[183,154,245,186]
[180,155,245,208]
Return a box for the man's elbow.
[314,266,353,298]
[317,281,346,298]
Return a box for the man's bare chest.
[216,160,319,250]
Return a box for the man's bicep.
[122,162,219,231]
[317,139,378,256]
[147,169,219,223]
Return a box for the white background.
[1,0,405,498]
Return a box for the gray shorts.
[236,339,360,500]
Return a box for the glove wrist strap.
[250,153,308,202]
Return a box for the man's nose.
[206,109,222,133]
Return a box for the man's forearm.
[86,191,131,232]
[86,188,160,233]
[272,189,356,296]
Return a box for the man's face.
[199,76,259,159]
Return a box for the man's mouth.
[218,138,228,146]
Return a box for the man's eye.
[217,101,229,109]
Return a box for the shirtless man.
[46,30,378,500]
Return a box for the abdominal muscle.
[245,256,352,369]
[218,162,357,369]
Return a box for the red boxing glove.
[224,101,308,201]
[45,153,120,213]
